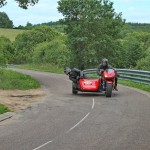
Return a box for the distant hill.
[128,22,150,28]
[16,21,65,33]
[0,28,25,41]
[1,22,150,42]
[124,23,150,33]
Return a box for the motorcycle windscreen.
[104,69,115,78]
[79,78,100,91]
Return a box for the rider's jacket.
[69,68,81,83]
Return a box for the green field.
[0,28,25,41]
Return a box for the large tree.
[58,0,125,69]
[0,12,13,28]
[0,0,39,9]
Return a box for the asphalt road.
[0,69,150,150]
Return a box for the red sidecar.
[72,69,116,97]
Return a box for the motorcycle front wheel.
[105,83,112,97]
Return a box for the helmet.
[64,67,71,75]
[101,58,108,67]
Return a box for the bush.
[0,36,14,64]
[33,35,70,67]
[13,26,60,64]
[135,53,150,71]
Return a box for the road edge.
[0,112,15,122]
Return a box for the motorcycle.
[100,68,116,97]
[70,68,116,97]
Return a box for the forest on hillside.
[0,0,150,71]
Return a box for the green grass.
[118,80,150,92]
[0,68,40,90]
[0,28,24,41]
[0,104,10,114]
[14,64,64,74]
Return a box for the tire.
[105,83,112,97]
[72,82,78,94]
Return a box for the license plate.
[84,81,92,85]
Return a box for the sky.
[0,0,150,27]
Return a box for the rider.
[64,67,81,83]
[97,58,118,91]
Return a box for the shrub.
[33,35,70,67]
[13,26,60,64]
[135,52,150,71]
[0,36,14,64]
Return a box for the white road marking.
[33,98,95,150]
[92,98,95,109]
[66,112,90,133]
[33,141,53,150]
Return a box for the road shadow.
[63,90,119,98]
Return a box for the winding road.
[0,69,150,150]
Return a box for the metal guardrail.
[83,68,150,85]
[116,69,150,84]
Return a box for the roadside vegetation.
[0,68,40,90]
[118,80,150,92]
[0,104,10,114]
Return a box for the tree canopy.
[58,0,125,69]
[0,0,39,9]
[0,12,13,28]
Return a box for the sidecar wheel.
[72,83,78,94]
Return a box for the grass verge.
[118,80,150,92]
[0,68,40,114]
[0,68,40,90]
[13,64,64,74]
[0,104,10,114]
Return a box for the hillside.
[0,28,25,41]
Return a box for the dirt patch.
[0,88,46,112]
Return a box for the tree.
[58,0,125,69]
[0,12,13,28]
[0,0,39,9]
